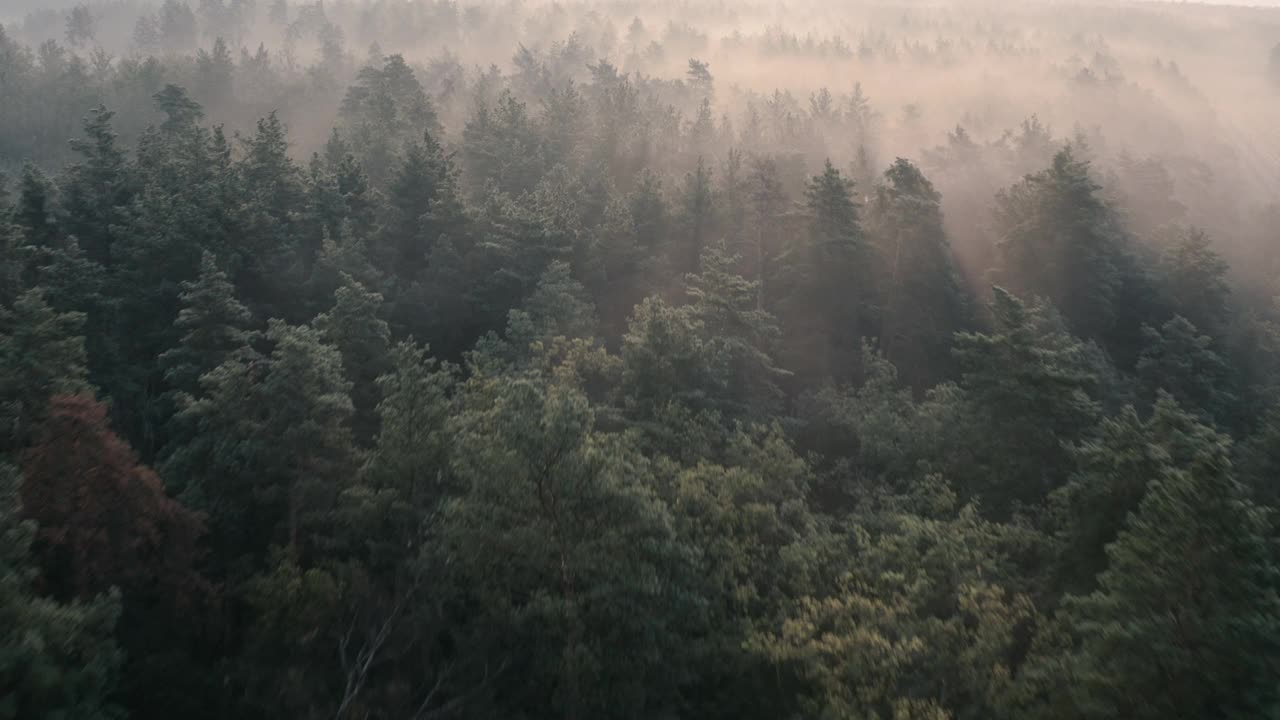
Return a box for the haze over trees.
[3,1,1280,718]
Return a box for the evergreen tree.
[314,274,391,443]
[159,250,255,400]
[1136,315,1236,425]
[461,90,545,199]
[744,156,786,310]
[0,288,89,454]
[993,147,1150,357]
[628,169,667,254]
[364,340,456,505]
[675,157,715,276]
[166,320,354,567]
[377,129,465,283]
[687,240,790,420]
[110,86,232,453]
[758,482,1035,720]
[620,296,724,459]
[950,288,1101,514]
[234,112,306,322]
[12,164,59,260]
[1156,226,1230,337]
[59,106,132,268]
[1048,399,1280,719]
[868,159,967,387]
[339,54,441,186]
[779,159,870,385]
[443,372,703,720]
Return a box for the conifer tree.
[994,147,1151,356]
[1053,398,1280,719]
[59,106,132,268]
[687,240,790,420]
[314,274,391,443]
[868,159,967,387]
[951,288,1101,513]
[159,250,255,400]
[443,374,702,720]
[0,288,89,454]
[676,157,715,276]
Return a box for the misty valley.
[2,1,1280,718]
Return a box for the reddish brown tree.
[20,394,210,609]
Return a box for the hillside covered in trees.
[3,1,1280,718]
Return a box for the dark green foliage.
[686,240,791,420]
[951,288,1101,513]
[340,54,441,186]
[0,288,89,453]
[377,129,465,283]
[869,159,968,387]
[443,372,703,720]
[165,319,354,567]
[59,106,132,268]
[1041,399,1280,719]
[233,112,307,321]
[994,147,1154,361]
[313,274,391,443]
[159,251,254,400]
[1136,315,1236,425]
[777,159,871,386]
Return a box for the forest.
[2,0,1280,718]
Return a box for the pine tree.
[159,251,254,400]
[235,112,306,322]
[166,320,354,566]
[364,341,456,506]
[1156,226,1230,337]
[675,157,715,276]
[666,428,822,719]
[628,169,667,254]
[110,86,232,454]
[1053,399,1280,719]
[12,164,59,260]
[744,156,786,310]
[868,159,967,387]
[951,288,1101,514]
[0,288,89,454]
[687,240,790,420]
[314,274,391,443]
[993,147,1149,354]
[503,261,599,360]
[1048,396,1218,595]
[340,54,441,186]
[1135,315,1235,425]
[461,90,545,199]
[779,159,870,385]
[757,483,1035,720]
[377,129,464,282]
[59,106,132,268]
[443,373,702,720]
[620,295,724,459]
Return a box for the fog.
[7,3,1280,717]
[4,0,1279,300]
